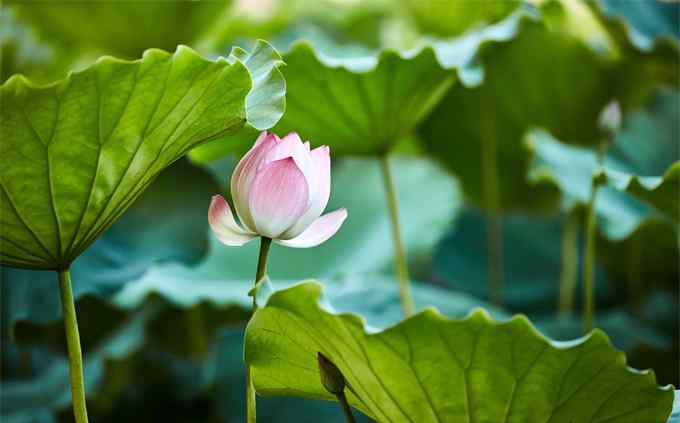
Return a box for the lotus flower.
[209,132,348,248]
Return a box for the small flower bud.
[598,100,621,134]
[317,352,345,395]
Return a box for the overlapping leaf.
[190,10,531,162]
[417,1,678,210]
[246,282,675,422]
[526,130,678,240]
[0,41,284,270]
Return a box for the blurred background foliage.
[1,0,678,421]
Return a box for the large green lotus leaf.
[1,158,220,328]
[6,0,230,59]
[403,0,521,37]
[417,2,677,210]
[0,41,284,271]
[526,129,678,240]
[246,282,674,422]
[190,10,531,162]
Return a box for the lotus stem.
[58,268,89,423]
[246,236,272,423]
[583,139,610,334]
[337,391,357,423]
[559,209,580,318]
[582,185,598,334]
[379,154,414,317]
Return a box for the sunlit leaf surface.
[0,42,284,270]
[246,282,674,422]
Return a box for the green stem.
[480,97,503,307]
[246,237,272,423]
[379,154,414,317]
[336,391,357,423]
[558,209,580,318]
[582,185,598,334]
[583,138,609,334]
[58,269,89,423]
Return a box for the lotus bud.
[209,131,347,247]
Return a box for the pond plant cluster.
[1,0,678,422]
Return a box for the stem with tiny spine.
[337,391,357,423]
[246,237,272,423]
[583,139,609,334]
[58,268,89,423]
[559,208,580,318]
[379,154,414,317]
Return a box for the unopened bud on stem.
[317,352,345,395]
[598,100,621,134]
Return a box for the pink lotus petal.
[276,208,347,248]
[266,132,314,193]
[208,195,257,246]
[248,157,310,238]
[283,145,330,238]
[231,132,279,231]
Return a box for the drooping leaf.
[0,41,285,271]
[246,281,675,422]
[526,129,679,240]
[417,1,677,210]
[1,158,220,327]
[190,10,531,162]
[6,0,231,59]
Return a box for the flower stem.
[558,209,580,318]
[583,139,609,334]
[379,154,414,317]
[582,185,598,334]
[336,391,357,423]
[246,237,272,423]
[58,268,89,423]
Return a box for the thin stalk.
[582,187,598,334]
[558,209,580,318]
[58,269,89,423]
[480,95,503,307]
[246,237,272,423]
[336,391,357,423]
[379,154,414,317]
[583,139,609,334]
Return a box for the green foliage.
[246,282,674,422]
[417,1,677,210]
[527,130,678,240]
[0,41,284,270]
[6,0,230,58]
[191,10,529,162]
[1,159,219,328]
